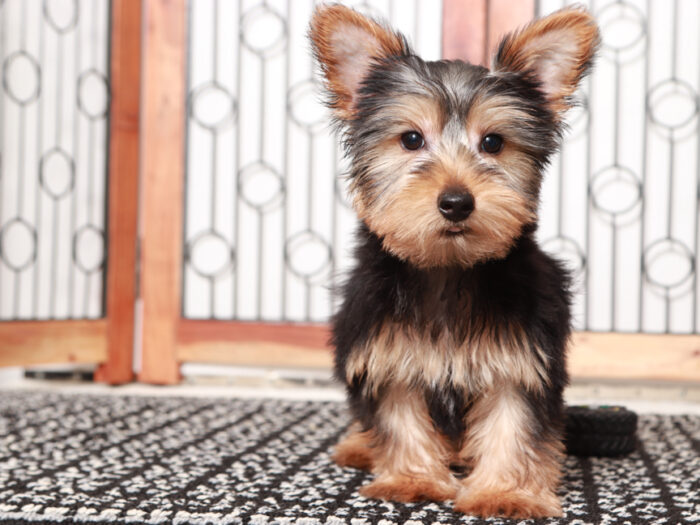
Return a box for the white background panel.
[0,0,110,320]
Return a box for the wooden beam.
[177,341,333,369]
[0,321,107,367]
[178,320,330,348]
[176,321,332,369]
[569,332,700,382]
[139,0,186,384]
[94,0,142,385]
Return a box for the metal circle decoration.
[77,69,110,120]
[597,1,646,53]
[287,80,327,133]
[238,161,285,212]
[590,165,642,221]
[72,225,105,274]
[186,230,235,279]
[2,51,41,106]
[647,79,699,133]
[189,82,236,131]
[643,238,695,293]
[541,236,586,275]
[39,147,75,200]
[0,217,37,272]
[240,4,287,58]
[284,230,332,283]
[43,0,79,34]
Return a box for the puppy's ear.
[492,7,600,114]
[309,4,409,120]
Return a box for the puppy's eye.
[400,131,424,151]
[480,133,504,154]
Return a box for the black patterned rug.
[0,390,698,524]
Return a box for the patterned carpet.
[0,391,698,524]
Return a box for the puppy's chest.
[345,276,547,394]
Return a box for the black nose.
[438,191,474,222]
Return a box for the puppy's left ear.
[493,7,600,114]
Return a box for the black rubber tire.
[564,405,638,457]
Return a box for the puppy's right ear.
[309,4,408,120]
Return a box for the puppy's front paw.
[454,488,562,518]
[333,430,374,471]
[360,474,458,503]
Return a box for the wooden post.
[442,0,488,64]
[94,0,142,384]
[486,0,535,56]
[138,0,186,384]
[442,0,534,66]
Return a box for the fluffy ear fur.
[492,7,600,114]
[309,4,410,120]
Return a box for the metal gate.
[538,0,700,334]
[0,0,139,383]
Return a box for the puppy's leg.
[360,386,458,503]
[333,422,374,471]
[454,384,564,518]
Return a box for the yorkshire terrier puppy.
[310,4,599,518]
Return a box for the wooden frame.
[0,0,141,384]
[138,0,700,385]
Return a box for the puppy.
[310,4,599,518]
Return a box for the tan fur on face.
[455,385,564,518]
[349,91,539,269]
[345,322,548,396]
[309,5,407,119]
[350,95,444,207]
[360,151,535,268]
[359,386,459,503]
[493,7,600,114]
